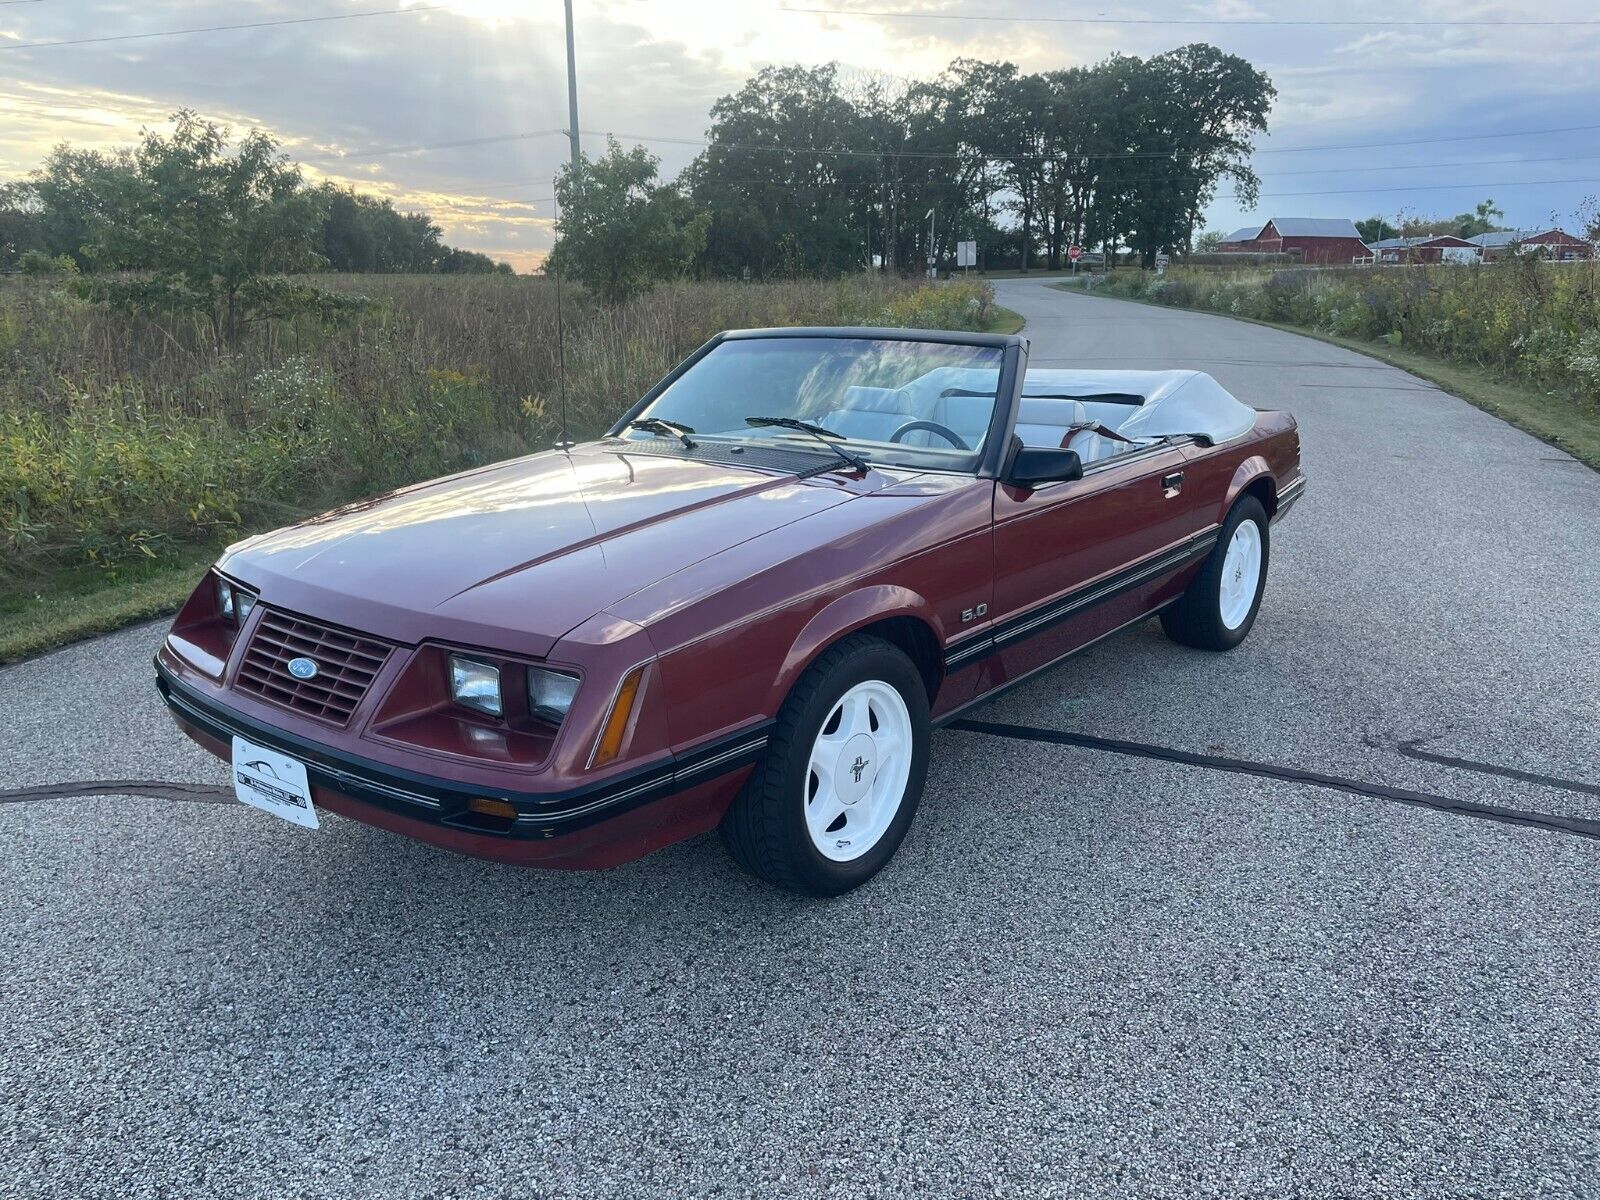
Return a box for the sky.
[3,0,1598,271]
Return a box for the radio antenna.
[552,175,573,451]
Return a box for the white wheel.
[1162,494,1270,652]
[803,679,913,862]
[722,634,931,895]
[1217,518,1263,630]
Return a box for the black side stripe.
[943,529,1217,673]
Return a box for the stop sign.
[1068,244,1083,261]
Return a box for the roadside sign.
[1067,244,1082,261]
[1155,252,1171,276]
[956,240,977,268]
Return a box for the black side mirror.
[1006,445,1083,487]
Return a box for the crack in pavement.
[8,729,1598,848]
[951,719,1600,843]
[0,780,234,806]
[1393,738,1600,798]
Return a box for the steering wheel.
[888,419,969,450]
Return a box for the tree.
[26,146,137,268]
[0,181,48,270]
[311,186,508,273]
[66,111,358,343]
[916,60,1021,272]
[11,114,504,281]
[997,70,1051,271]
[1577,195,1600,246]
[549,138,707,303]
[690,64,869,278]
[1397,200,1506,240]
[1194,229,1226,253]
[1105,46,1272,267]
[1356,216,1398,243]
[676,47,1276,278]
[1451,198,1504,239]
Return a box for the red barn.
[1369,235,1479,264]
[1218,217,1372,265]
[1467,229,1593,261]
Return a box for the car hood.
[221,444,877,655]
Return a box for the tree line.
[0,111,510,278]
[550,45,1275,301]
[1354,200,1506,245]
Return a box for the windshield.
[631,336,1006,472]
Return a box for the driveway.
[2,280,1596,1198]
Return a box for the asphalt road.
[3,279,1597,1198]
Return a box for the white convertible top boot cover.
[1020,369,1256,444]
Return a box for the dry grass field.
[0,273,1004,657]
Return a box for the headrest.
[839,385,911,414]
[1016,397,1089,428]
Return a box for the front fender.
[772,585,943,711]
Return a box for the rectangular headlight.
[528,667,579,724]
[449,655,503,717]
[216,576,257,624]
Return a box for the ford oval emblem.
[286,656,320,680]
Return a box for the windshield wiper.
[625,417,697,449]
[744,416,867,473]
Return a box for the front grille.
[235,609,393,725]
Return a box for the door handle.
[1161,471,1184,497]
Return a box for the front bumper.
[157,659,768,866]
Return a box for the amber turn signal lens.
[468,797,518,820]
[591,665,645,768]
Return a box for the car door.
[984,442,1203,690]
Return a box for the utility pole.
[887,186,897,274]
[563,0,581,169]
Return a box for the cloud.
[3,0,1598,262]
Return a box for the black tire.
[1160,495,1270,652]
[720,634,930,897]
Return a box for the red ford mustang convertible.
[158,328,1302,894]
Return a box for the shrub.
[17,250,77,277]
[1098,262,1600,409]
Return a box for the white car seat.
[822,380,992,450]
[1014,397,1119,463]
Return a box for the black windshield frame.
[609,327,1029,478]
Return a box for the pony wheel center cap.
[835,733,876,805]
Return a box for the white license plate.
[231,736,319,830]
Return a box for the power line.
[780,4,1600,27]
[302,129,565,166]
[629,147,1600,179]
[679,173,1600,199]
[1218,123,1600,156]
[1255,153,1600,178]
[0,4,448,51]
[469,158,1600,196]
[454,162,1596,204]
[576,122,1600,162]
[280,118,1600,169]
[1258,177,1600,199]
